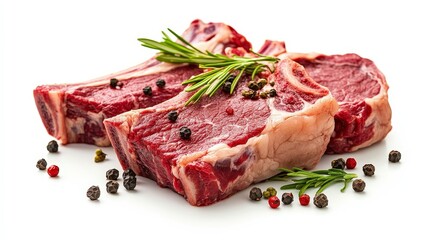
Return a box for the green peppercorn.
[36,158,47,170]
[106,180,119,194]
[260,91,268,99]
[122,169,136,179]
[268,89,277,97]
[143,86,152,96]
[106,168,119,180]
[363,164,375,176]
[123,176,137,190]
[263,190,271,199]
[352,179,366,192]
[281,192,294,205]
[87,186,100,200]
[257,78,267,89]
[241,90,256,99]
[331,158,346,170]
[247,81,259,91]
[313,193,328,208]
[156,79,166,88]
[110,78,119,88]
[180,127,191,140]
[389,150,401,163]
[94,149,107,163]
[249,187,263,201]
[266,187,277,196]
[47,140,59,153]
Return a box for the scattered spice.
[222,81,232,93]
[268,89,277,97]
[257,78,267,89]
[352,179,366,192]
[299,194,310,206]
[87,186,100,200]
[106,180,119,194]
[225,107,234,115]
[36,158,47,170]
[263,190,271,199]
[123,176,137,190]
[110,78,119,88]
[263,187,277,199]
[106,168,119,180]
[389,150,401,163]
[143,86,152,96]
[346,158,357,169]
[94,149,107,163]
[268,196,280,209]
[281,192,294,205]
[269,81,275,87]
[363,164,375,176]
[122,169,136,179]
[47,165,59,177]
[47,140,59,153]
[247,81,259,91]
[167,111,178,122]
[156,79,166,88]
[179,127,191,140]
[249,187,263,201]
[331,158,346,170]
[259,91,268,99]
[241,89,257,99]
[313,193,328,208]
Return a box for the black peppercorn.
[167,111,178,122]
[331,158,346,170]
[36,158,47,170]
[87,186,100,200]
[222,81,232,93]
[123,176,137,190]
[389,150,401,163]
[313,193,328,208]
[156,79,166,88]
[281,192,294,205]
[143,86,152,96]
[106,168,119,180]
[269,89,277,97]
[122,169,136,179]
[363,164,375,176]
[226,75,236,82]
[106,180,119,194]
[352,179,366,192]
[110,78,119,88]
[247,81,259,91]
[47,140,59,153]
[180,127,191,140]
[249,187,263,201]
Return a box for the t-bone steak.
[103,57,338,206]
[33,20,252,146]
[289,53,392,153]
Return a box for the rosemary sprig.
[138,29,279,105]
[270,167,358,196]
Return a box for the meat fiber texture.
[33,20,252,146]
[288,53,392,153]
[104,57,338,206]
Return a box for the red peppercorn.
[346,158,357,169]
[225,107,234,115]
[268,196,280,209]
[299,194,310,206]
[47,165,59,177]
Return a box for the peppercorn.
[156,79,166,88]
[47,165,59,177]
[281,192,294,205]
[143,86,152,96]
[94,149,107,163]
[226,74,236,82]
[110,78,119,88]
[352,179,366,192]
[263,190,271,199]
[363,164,375,176]
[346,157,357,169]
[266,187,277,196]
[268,89,277,97]
[87,186,101,200]
[122,169,136,179]
[313,193,328,208]
[257,78,267,89]
[249,187,263,201]
[331,158,346,170]
[269,81,275,86]
[167,111,178,122]
[241,89,256,99]
[247,81,259,91]
[47,140,58,153]
[106,180,119,194]
[222,81,232,93]
[389,150,401,163]
[268,196,280,209]
[123,176,137,190]
[259,91,268,99]
[36,158,47,170]
[299,194,310,206]
[117,82,124,88]
[180,127,191,140]
[106,168,119,180]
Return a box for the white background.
[1,0,428,239]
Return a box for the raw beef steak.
[33,20,252,146]
[289,53,392,153]
[104,57,338,206]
